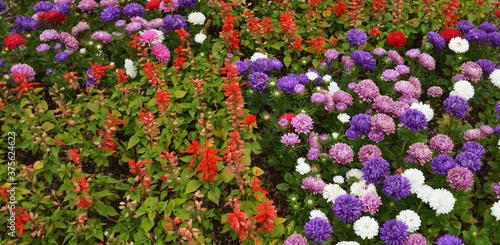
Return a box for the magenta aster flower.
[302,176,326,194]
[329,143,354,164]
[405,49,420,58]
[353,79,380,102]
[160,0,179,12]
[281,133,301,147]
[58,32,79,52]
[430,134,454,154]
[464,128,484,141]
[373,47,386,56]
[284,234,308,245]
[151,43,171,63]
[77,0,98,12]
[100,0,120,8]
[427,86,443,97]
[311,92,326,103]
[36,44,50,53]
[40,29,58,41]
[373,95,395,114]
[480,125,494,134]
[358,144,382,163]
[392,101,410,118]
[403,234,427,245]
[325,49,339,60]
[359,193,382,215]
[408,76,422,98]
[395,65,410,75]
[10,63,36,82]
[91,31,113,44]
[460,61,483,83]
[393,81,416,98]
[370,113,395,135]
[387,50,404,65]
[71,22,90,36]
[332,90,353,106]
[447,166,474,190]
[342,55,355,72]
[382,69,399,81]
[291,113,314,134]
[418,53,436,70]
[406,143,432,165]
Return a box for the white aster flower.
[328,81,340,94]
[250,52,268,62]
[309,209,328,220]
[332,132,339,139]
[413,184,433,203]
[490,69,500,88]
[333,175,345,184]
[296,161,311,175]
[428,188,455,215]
[346,169,364,181]
[79,48,86,54]
[402,169,425,194]
[306,71,319,81]
[350,180,377,196]
[187,12,206,25]
[396,210,421,233]
[323,74,332,82]
[353,216,379,240]
[449,37,469,53]
[336,242,360,245]
[194,33,207,44]
[492,201,500,221]
[410,102,434,122]
[64,49,73,54]
[338,113,350,123]
[450,80,475,101]
[297,157,306,165]
[498,139,500,149]
[124,59,137,79]
[322,184,347,203]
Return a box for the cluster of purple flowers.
[303,217,332,243]
[345,114,372,140]
[362,157,390,185]
[380,219,409,245]
[400,109,427,132]
[333,194,362,223]
[101,7,121,22]
[345,29,367,47]
[383,175,411,200]
[426,31,446,50]
[444,95,469,119]
[248,72,269,93]
[351,50,376,70]
[455,152,482,174]
[231,61,250,76]
[492,182,500,199]
[163,15,187,34]
[250,58,282,74]
[431,154,457,175]
[436,234,464,245]
[276,75,299,94]
[14,15,40,33]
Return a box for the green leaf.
[94,201,109,217]
[220,168,235,183]
[312,59,320,68]
[184,180,201,194]
[452,220,462,229]
[174,209,190,220]
[106,206,119,216]
[127,135,141,150]
[284,56,292,68]
[461,213,479,224]
[141,216,154,232]
[41,122,55,131]
[174,90,188,98]
[207,188,220,205]
[87,102,99,112]
[276,183,289,191]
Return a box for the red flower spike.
[292,38,303,50]
[180,140,203,171]
[14,207,29,238]
[250,197,278,233]
[277,11,298,37]
[68,148,82,164]
[306,36,326,54]
[326,0,349,18]
[227,200,251,242]
[369,27,381,36]
[174,27,190,43]
[251,171,269,201]
[53,138,65,146]
[10,72,40,99]
[0,187,11,204]
[242,115,256,125]
[116,69,129,83]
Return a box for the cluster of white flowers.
[338,113,351,123]
[396,210,421,233]
[353,216,379,240]
[194,33,207,44]
[328,81,340,94]
[306,71,319,81]
[333,175,345,184]
[309,209,328,220]
[322,184,347,203]
[449,37,469,53]
[450,80,475,101]
[250,52,268,61]
[427,188,455,215]
[492,201,500,221]
[414,184,434,204]
[410,102,434,122]
[346,169,364,181]
[322,74,332,82]
[187,12,206,25]
[79,48,86,54]
[332,132,339,139]
[295,158,311,175]
[336,241,360,245]
[402,169,425,194]
[124,59,137,78]
[350,180,377,196]
[490,69,500,88]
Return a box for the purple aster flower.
[455,152,481,174]
[418,53,436,70]
[231,61,249,76]
[405,49,420,58]
[464,128,484,141]
[311,92,326,103]
[351,50,376,70]
[359,193,382,215]
[358,144,382,163]
[101,7,121,22]
[382,69,399,81]
[0,0,6,12]
[329,143,354,164]
[10,63,36,82]
[481,125,494,134]
[368,129,385,142]
[427,31,446,50]
[353,79,380,102]
[380,219,409,245]
[33,1,55,13]
[436,234,464,245]
[443,95,469,119]
[291,113,314,134]
[178,0,197,7]
[464,28,488,44]
[124,22,141,33]
[395,65,410,75]
[296,73,309,85]
[325,49,339,60]
[302,176,326,194]
[86,68,97,88]
[284,234,308,245]
[345,113,372,139]
[383,175,411,200]
[431,155,457,175]
[54,3,70,14]
[0,60,4,68]
[55,52,70,62]
[454,74,466,82]
[400,109,427,132]
[488,32,500,47]
[403,234,427,245]
[278,118,289,128]
[276,75,299,94]
[36,44,50,53]
[427,86,443,97]
[294,84,305,94]
[479,22,498,33]
[387,50,405,65]
[447,166,474,190]
[15,16,40,32]
[123,3,145,17]
[462,141,485,158]
[430,134,454,154]
[46,68,53,75]
[250,58,278,74]
[91,31,113,44]
[320,134,328,142]
[497,102,500,120]
[362,157,390,185]
[333,194,362,223]
[460,61,483,82]
[475,59,496,74]
[307,148,321,161]
[342,55,355,72]
[304,217,333,243]
[281,133,301,147]
[346,29,368,47]
[373,47,386,56]
[492,183,500,199]
[457,20,475,33]
[115,20,126,28]
[248,72,269,93]
[163,14,187,34]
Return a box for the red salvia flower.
[3,34,26,50]
[14,207,29,238]
[116,68,129,83]
[106,109,128,127]
[473,0,483,5]
[325,37,339,45]
[74,176,90,193]
[326,0,348,18]
[386,31,407,49]
[63,71,78,80]
[369,27,381,36]
[156,89,171,109]
[173,45,187,72]
[250,197,278,232]
[370,0,389,12]
[53,138,65,146]
[251,170,269,200]
[174,27,190,43]
[128,34,142,49]
[197,140,223,183]
[0,187,11,204]
[496,9,500,18]
[68,148,82,164]
[88,62,114,82]
[146,0,161,9]
[11,72,40,99]
[306,36,326,54]
[292,38,303,50]
[309,0,321,7]
[227,200,252,242]
[277,11,298,37]
[180,140,203,171]
[242,115,256,125]
[138,108,155,126]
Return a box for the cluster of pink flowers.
[405,143,433,165]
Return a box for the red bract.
[138,108,155,126]
[277,12,298,37]
[292,38,303,50]
[326,0,348,18]
[370,0,389,12]
[128,159,153,187]
[473,0,483,5]
[73,176,90,193]
[156,88,171,110]
[98,109,127,152]
[0,187,11,204]
[309,0,321,7]
[440,0,460,28]
[173,45,187,73]
[180,140,203,171]
[306,36,326,54]
[496,9,500,18]
[250,197,278,232]
[53,138,65,146]
[88,62,114,82]
[251,171,269,200]
[175,27,190,43]
[227,200,252,242]
[141,61,165,86]
[242,115,256,125]
[68,148,82,164]
[14,207,29,238]
[440,28,461,42]
[197,140,223,183]
[369,27,381,36]
[10,72,40,99]
[226,30,241,53]
[3,34,26,50]
[386,31,407,49]
[116,68,129,83]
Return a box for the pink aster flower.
[329,143,354,164]
[480,125,494,134]
[77,0,98,12]
[58,32,79,52]
[447,166,474,190]
[418,53,436,70]
[353,79,380,103]
[359,193,382,215]
[144,18,164,30]
[370,113,396,135]
[291,113,314,134]
[373,96,395,114]
[368,130,385,142]
[406,143,432,165]
[319,90,335,113]
[159,0,179,12]
[71,22,90,36]
[131,16,148,27]
[10,63,36,82]
[91,31,113,44]
[151,43,171,63]
[392,101,410,118]
[54,0,75,4]
[393,80,416,98]
[387,50,404,65]
[464,128,484,141]
[460,61,483,83]
[124,22,141,33]
[332,90,353,106]
[140,30,160,43]
[100,0,120,8]
[302,176,326,194]
[430,134,454,154]
[382,69,399,81]
[281,133,301,147]
[408,76,422,98]
[427,86,443,97]
[358,144,382,163]
[40,29,58,41]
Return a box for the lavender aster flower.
[418,53,435,70]
[395,65,410,75]
[387,50,404,65]
[476,59,496,74]
[15,16,40,32]
[346,29,367,47]
[36,44,50,53]
[33,1,55,13]
[351,50,376,70]
[430,134,454,154]
[345,114,372,139]
[311,92,326,103]
[481,125,494,134]
[405,49,420,58]
[276,75,299,94]
[123,3,145,17]
[163,14,187,34]
[447,166,474,190]
[443,95,469,119]
[358,144,382,163]
[77,0,98,12]
[380,219,409,245]
[302,177,326,194]
[455,152,481,174]
[58,32,79,52]
[460,61,483,82]
[284,234,308,245]
[403,234,427,245]
[250,58,278,74]
[91,31,113,44]
[383,175,411,200]
[362,157,390,185]
[304,217,333,243]
[492,183,500,199]
[55,52,70,62]
[333,194,362,223]
[0,60,4,68]
[115,20,126,28]
[497,101,500,120]
[329,143,354,164]
[101,7,121,22]
[464,28,488,44]
[342,55,355,72]
[296,73,309,85]
[462,141,485,158]
[124,22,141,33]
[400,109,427,132]
[294,84,305,94]
[54,3,70,14]
[178,0,197,7]
[382,69,399,81]
[291,113,314,134]
[10,64,36,82]
[281,133,301,147]
[46,68,53,74]
[373,47,386,56]
[427,86,443,97]
[0,0,6,12]
[427,31,446,50]
[53,43,62,50]
[436,234,464,245]
[248,72,269,93]
[479,22,498,33]
[71,22,90,36]
[325,49,339,60]
[457,20,475,33]
[232,61,249,76]
[359,193,382,215]
[353,79,380,102]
